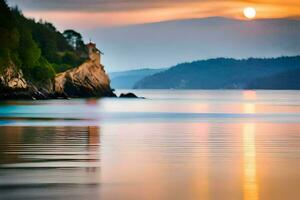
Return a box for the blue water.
[1,90,300,126]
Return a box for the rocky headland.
[0,1,141,100]
[0,1,119,100]
[0,43,116,100]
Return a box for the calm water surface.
[0,90,299,200]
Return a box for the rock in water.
[119,93,139,98]
[54,60,115,98]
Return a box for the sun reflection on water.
[243,123,259,200]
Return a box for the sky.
[7,0,300,29]
[6,0,300,71]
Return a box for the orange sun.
[243,7,256,19]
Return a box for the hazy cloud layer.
[7,0,300,30]
[8,0,300,12]
[8,0,205,12]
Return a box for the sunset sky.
[7,0,300,30]
[6,0,300,71]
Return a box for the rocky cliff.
[54,60,115,98]
[54,41,115,98]
[0,61,32,99]
[0,58,115,99]
[0,61,56,99]
[0,61,27,92]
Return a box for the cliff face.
[0,62,27,91]
[0,58,115,99]
[54,60,115,98]
[0,61,55,99]
[1,41,115,99]
[54,43,115,98]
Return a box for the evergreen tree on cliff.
[0,0,54,81]
[0,0,88,80]
[0,0,19,67]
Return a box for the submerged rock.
[119,93,139,98]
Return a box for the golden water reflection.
[243,123,259,200]
[243,91,259,200]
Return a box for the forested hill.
[0,0,87,82]
[134,56,300,89]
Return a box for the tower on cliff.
[87,41,104,65]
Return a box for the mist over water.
[0,90,299,200]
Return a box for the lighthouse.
[86,41,104,65]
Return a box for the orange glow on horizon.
[23,1,300,29]
[243,91,257,114]
[243,91,257,101]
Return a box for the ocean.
[0,90,299,200]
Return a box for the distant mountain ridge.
[109,68,165,89]
[134,56,300,89]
